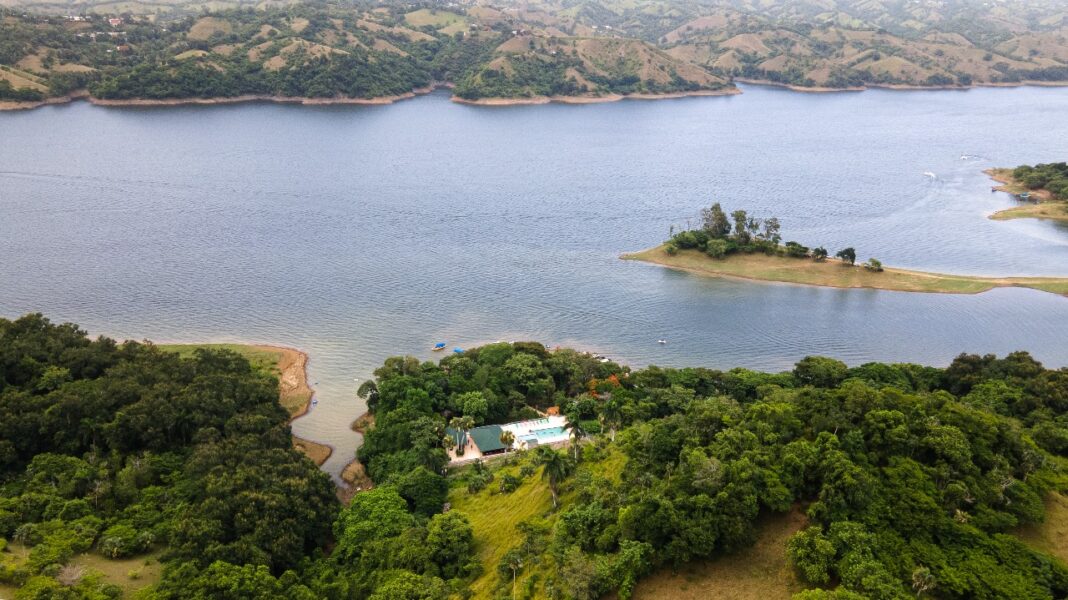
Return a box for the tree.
[787,527,836,584]
[426,511,475,579]
[912,566,936,597]
[863,258,883,272]
[794,356,848,388]
[564,420,585,460]
[500,547,523,600]
[836,247,856,265]
[812,247,828,261]
[762,217,782,244]
[732,209,751,244]
[701,202,731,238]
[600,399,623,442]
[537,448,575,508]
[499,430,515,451]
[357,380,380,410]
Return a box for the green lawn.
[447,446,624,600]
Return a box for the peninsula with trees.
[987,163,1068,223]
[5,314,1068,599]
[624,203,1068,296]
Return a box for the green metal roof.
[467,425,505,453]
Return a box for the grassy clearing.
[0,543,163,598]
[71,551,164,596]
[158,343,330,465]
[447,446,624,600]
[404,8,465,29]
[1015,492,1068,563]
[449,458,554,599]
[631,508,807,600]
[991,203,1068,222]
[623,245,1068,296]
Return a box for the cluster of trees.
[352,335,1068,599]
[666,203,883,270]
[1012,162,1068,200]
[0,314,339,597]
[6,314,1068,599]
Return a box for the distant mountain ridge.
[2,0,1067,106]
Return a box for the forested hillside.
[4,314,1068,599]
[3,0,1068,105]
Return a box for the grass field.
[631,508,807,600]
[623,245,1068,296]
[404,8,466,30]
[447,446,625,600]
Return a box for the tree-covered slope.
[5,314,1068,599]
[5,0,1068,105]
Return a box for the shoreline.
[623,245,1068,296]
[337,411,376,503]
[450,87,741,106]
[0,83,451,112]
[984,168,1067,222]
[4,78,1066,112]
[737,78,1068,94]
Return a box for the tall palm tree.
[538,448,575,508]
[600,399,622,442]
[449,416,474,456]
[564,419,585,460]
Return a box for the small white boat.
[923,171,937,179]
[657,339,667,345]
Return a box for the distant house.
[108,17,123,27]
[446,415,570,463]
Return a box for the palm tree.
[499,430,515,451]
[564,419,585,460]
[449,416,475,456]
[537,448,575,508]
[600,399,622,442]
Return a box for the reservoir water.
[3,84,1068,480]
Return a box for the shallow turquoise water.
[3,84,1068,479]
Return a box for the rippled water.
[3,84,1068,480]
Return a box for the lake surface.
[3,84,1068,480]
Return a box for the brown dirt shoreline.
[337,411,376,503]
[451,87,741,106]
[0,83,451,111]
[736,77,1068,93]
[255,344,335,467]
[5,78,1066,111]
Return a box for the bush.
[863,258,883,272]
[498,473,522,494]
[705,238,729,259]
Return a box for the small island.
[986,163,1068,222]
[623,203,1068,296]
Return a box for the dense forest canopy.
[4,313,1068,599]
[3,0,1068,104]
